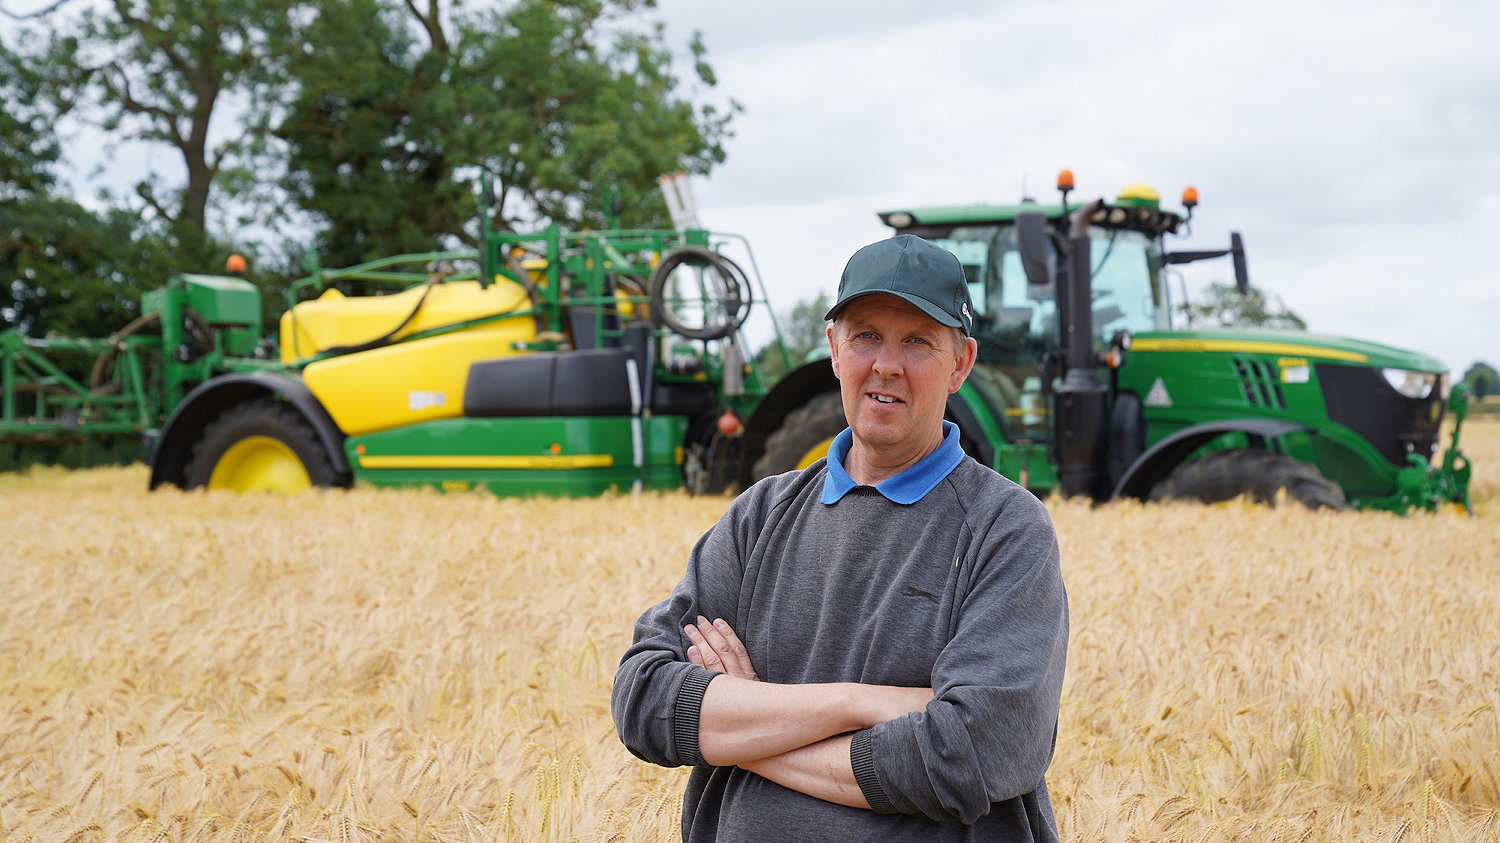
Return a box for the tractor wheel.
[1149,449,1348,510]
[184,399,346,492]
[751,391,846,481]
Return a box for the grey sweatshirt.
[612,457,1069,841]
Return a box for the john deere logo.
[962,302,972,328]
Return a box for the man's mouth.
[868,392,902,405]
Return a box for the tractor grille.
[1316,364,1445,466]
[1232,356,1286,410]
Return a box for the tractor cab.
[877,184,1184,441]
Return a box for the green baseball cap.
[824,234,974,335]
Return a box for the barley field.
[2,422,1498,842]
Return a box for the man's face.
[827,295,977,456]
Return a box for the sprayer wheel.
[184,399,346,492]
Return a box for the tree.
[0,30,178,340]
[755,291,831,383]
[275,0,736,267]
[1179,282,1306,330]
[9,0,297,255]
[1462,361,1498,400]
[2,0,732,333]
[0,43,59,202]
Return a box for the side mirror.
[1230,231,1250,295]
[1016,211,1052,288]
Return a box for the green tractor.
[4,176,782,496]
[740,172,1471,513]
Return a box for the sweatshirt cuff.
[672,665,719,766]
[849,729,895,813]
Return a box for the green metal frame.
[0,330,156,435]
[283,217,783,419]
[1,273,276,449]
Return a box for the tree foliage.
[2,0,733,335]
[1462,361,1498,400]
[12,0,296,251]
[0,47,59,202]
[275,0,736,267]
[1,35,177,339]
[1179,282,1306,330]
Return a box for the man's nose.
[872,340,903,377]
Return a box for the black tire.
[183,399,346,490]
[1149,449,1348,510]
[751,391,846,481]
[681,412,742,496]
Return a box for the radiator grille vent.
[1232,356,1286,410]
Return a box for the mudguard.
[1111,418,1312,501]
[148,372,349,490]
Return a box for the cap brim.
[824,290,965,332]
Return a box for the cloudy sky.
[13,0,1495,376]
[652,0,1499,377]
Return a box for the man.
[612,234,1069,840]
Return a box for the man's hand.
[684,615,759,681]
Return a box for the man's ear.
[949,336,978,393]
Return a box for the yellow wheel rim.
[207,436,312,492]
[795,437,836,470]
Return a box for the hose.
[90,311,162,390]
[647,246,751,341]
[318,279,442,357]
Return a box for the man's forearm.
[740,735,868,808]
[697,675,929,766]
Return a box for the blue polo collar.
[820,420,965,505]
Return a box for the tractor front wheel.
[184,399,346,492]
[1149,449,1347,510]
[751,391,846,481]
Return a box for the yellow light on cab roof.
[1117,183,1160,203]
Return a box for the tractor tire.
[751,391,846,481]
[183,399,347,492]
[1149,449,1348,510]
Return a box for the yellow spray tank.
[280,277,538,435]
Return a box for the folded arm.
[696,672,929,766]
[740,735,866,808]
[686,613,930,767]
